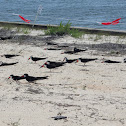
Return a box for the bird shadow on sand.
[77,65,89,67]
[80,69,89,71]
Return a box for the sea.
[1,0,126,30]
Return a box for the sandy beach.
[0,28,126,126]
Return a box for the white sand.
[0,31,126,126]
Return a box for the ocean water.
[1,0,126,30]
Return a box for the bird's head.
[61,51,64,54]
[74,47,77,51]
[0,61,3,65]
[8,74,13,79]
[28,56,32,60]
[101,58,105,63]
[124,58,126,63]
[63,57,67,61]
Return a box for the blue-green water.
[1,0,126,30]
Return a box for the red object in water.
[101,18,121,25]
[111,18,121,25]
[19,15,31,23]
[101,22,112,25]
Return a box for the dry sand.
[0,29,126,126]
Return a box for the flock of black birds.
[0,47,126,84]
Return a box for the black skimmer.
[8,74,25,81]
[46,42,57,45]
[77,58,97,66]
[28,56,47,63]
[0,61,18,66]
[63,57,78,63]
[52,116,67,120]
[57,45,68,48]
[1,54,20,58]
[102,59,121,63]
[74,47,87,53]
[40,61,64,71]
[44,61,65,67]
[22,74,48,83]
[61,47,87,54]
[44,48,61,50]
[0,36,12,40]
[61,50,76,54]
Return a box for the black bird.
[57,45,68,48]
[62,47,87,54]
[61,50,76,54]
[46,42,57,45]
[44,48,61,50]
[102,59,121,63]
[74,47,87,53]
[28,56,47,63]
[63,57,78,63]
[8,74,25,81]
[45,61,65,67]
[0,36,12,40]
[52,116,67,120]
[22,74,48,83]
[1,54,20,58]
[77,58,97,66]
[0,61,18,66]
[41,62,64,71]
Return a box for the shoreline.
[1,21,126,36]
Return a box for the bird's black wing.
[5,54,19,58]
[0,62,18,66]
